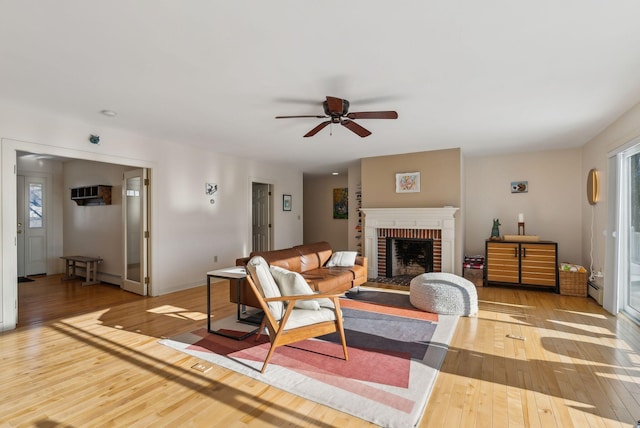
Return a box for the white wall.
[581,101,640,312]
[464,148,583,265]
[63,160,133,282]
[1,101,303,331]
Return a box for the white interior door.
[122,169,149,295]
[252,182,272,252]
[18,175,47,276]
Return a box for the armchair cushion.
[269,265,320,311]
[246,256,284,320]
[270,265,336,310]
[283,307,338,330]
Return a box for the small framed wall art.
[395,172,420,193]
[283,194,292,211]
[511,181,528,193]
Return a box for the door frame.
[1,138,156,331]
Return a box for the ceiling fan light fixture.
[278,96,397,138]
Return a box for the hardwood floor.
[2,276,639,427]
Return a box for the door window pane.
[29,183,43,228]
[126,176,142,282]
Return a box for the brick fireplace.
[360,207,459,279]
[380,229,440,278]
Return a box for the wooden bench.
[60,256,102,286]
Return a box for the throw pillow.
[326,251,358,267]
[269,265,320,311]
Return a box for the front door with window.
[17,175,47,276]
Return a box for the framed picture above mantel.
[395,172,420,193]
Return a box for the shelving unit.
[70,185,112,206]
[355,187,362,256]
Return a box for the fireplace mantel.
[360,207,459,278]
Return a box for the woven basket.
[558,270,587,296]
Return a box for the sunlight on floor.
[147,304,207,320]
[555,309,608,319]
[547,319,612,335]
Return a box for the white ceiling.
[3,1,640,175]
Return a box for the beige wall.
[303,174,349,251]
[360,148,461,208]
[361,148,463,274]
[464,148,583,265]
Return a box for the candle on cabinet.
[518,213,524,223]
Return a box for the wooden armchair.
[245,256,349,373]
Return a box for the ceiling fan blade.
[276,115,327,119]
[304,120,331,137]
[347,111,398,120]
[326,96,344,115]
[341,119,372,138]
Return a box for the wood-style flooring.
[1,274,639,427]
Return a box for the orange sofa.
[231,241,368,308]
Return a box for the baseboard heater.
[67,266,122,286]
[588,280,603,304]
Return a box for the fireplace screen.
[385,238,434,278]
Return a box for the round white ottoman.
[410,272,478,316]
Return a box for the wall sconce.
[587,169,599,205]
[206,183,218,204]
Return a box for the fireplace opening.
[385,238,434,278]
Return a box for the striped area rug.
[159,291,458,428]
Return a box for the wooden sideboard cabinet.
[484,240,558,290]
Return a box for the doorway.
[252,182,272,252]
[17,175,48,277]
[621,145,640,320]
[607,138,640,323]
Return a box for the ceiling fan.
[276,96,398,138]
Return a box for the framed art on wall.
[511,181,528,193]
[396,172,420,193]
[283,194,292,211]
[333,188,348,219]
